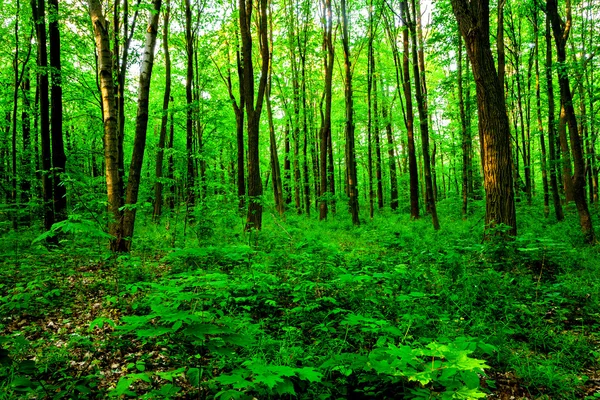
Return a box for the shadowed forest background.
[0,0,599,398]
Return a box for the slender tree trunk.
[458,35,470,218]
[451,0,516,237]
[21,71,32,213]
[48,0,67,223]
[544,15,564,221]
[184,0,195,205]
[154,0,171,220]
[341,0,359,225]
[399,4,420,219]
[319,0,333,221]
[382,99,398,210]
[118,0,162,252]
[547,0,595,243]
[407,0,439,230]
[533,9,550,218]
[240,0,269,231]
[32,0,54,232]
[373,67,383,209]
[88,0,123,249]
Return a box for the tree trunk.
[399,4,420,220]
[319,0,333,221]
[341,0,359,225]
[407,0,440,230]
[451,0,516,237]
[32,0,54,233]
[544,14,564,221]
[382,99,398,210]
[154,0,171,220]
[185,0,195,205]
[118,0,162,252]
[88,0,123,249]
[533,9,550,218]
[458,35,470,218]
[240,0,269,231]
[547,0,595,243]
[48,0,67,223]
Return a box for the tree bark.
[547,0,595,243]
[319,0,334,221]
[32,0,54,232]
[451,0,517,237]
[406,0,439,230]
[88,0,123,249]
[154,0,171,220]
[240,0,269,231]
[341,0,359,225]
[48,0,67,223]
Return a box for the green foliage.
[1,206,599,398]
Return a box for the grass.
[1,198,599,399]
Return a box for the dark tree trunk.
[382,99,398,210]
[319,0,333,221]
[451,0,517,237]
[547,0,595,243]
[458,35,470,218]
[240,0,269,231]
[341,0,359,225]
[407,0,440,230]
[49,0,67,223]
[32,0,54,232]
[400,4,420,220]
[544,15,564,221]
[185,0,195,205]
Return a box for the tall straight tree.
[31,0,53,232]
[239,0,269,231]
[48,0,67,222]
[318,0,334,221]
[406,0,440,230]
[88,0,123,249]
[544,13,564,221]
[547,0,595,243]
[340,0,359,225]
[119,0,162,251]
[451,0,517,237]
[184,0,195,205]
[154,0,171,220]
[458,36,471,218]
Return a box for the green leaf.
[274,379,296,395]
[187,367,200,387]
[18,360,36,374]
[296,367,323,383]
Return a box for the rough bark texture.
[240,0,269,231]
[88,0,123,249]
[547,0,595,243]
[119,0,162,252]
[451,0,517,237]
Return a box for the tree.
[451,0,517,237]
[153,0,171,220]
[31,0,53,233]
[318,0,334,221]
[340,0,359,225]
[240,0,269,231]
[48,0,67,223]
[547,0,595,243]
[88,0,122,249]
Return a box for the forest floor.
[1,199,599,399]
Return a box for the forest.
[0,0,599,398]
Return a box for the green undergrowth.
[1,202,599,399]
